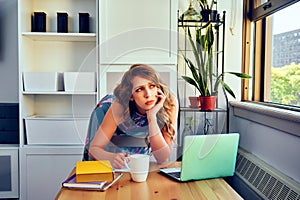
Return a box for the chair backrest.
[82,105,149,161]
[109,135,149,147]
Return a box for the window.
[244,0,300,110]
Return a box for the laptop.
[159,133,240,182]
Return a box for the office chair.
[82,105,149,161]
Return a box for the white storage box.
[23,72,64,92]
[25,115,89,145]
[64,72,96,92]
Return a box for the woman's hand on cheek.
[146,89,166,117]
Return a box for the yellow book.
[76,160,114,183]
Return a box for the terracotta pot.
[188,96,200,108]
[199,96,216,110]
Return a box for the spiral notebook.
[160,133,240,182]
[62,173,107,190]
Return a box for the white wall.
[0,0,18,103]
[218,0,244,101]
[230,104,300,184]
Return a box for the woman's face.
[131,76,159,114]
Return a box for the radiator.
[235,148,300,200]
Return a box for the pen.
[101,173,123,192]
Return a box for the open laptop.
[159,133,240,182]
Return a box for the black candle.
[79,13,90,33]
[57,12,68,33]
[32,12,46,32]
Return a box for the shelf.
[21,144,84,148]
[25,114,89,120]
[22,32,96,42]
[178,49,224,54]
[22,91,96,95]
[180,107,227,112]
[178,19,224,28]
[0,144,19,149]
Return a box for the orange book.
[76,160,114,183]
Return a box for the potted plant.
[181,23,251,110]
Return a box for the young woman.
[84,64,178,169]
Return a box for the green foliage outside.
[271,63,300,106]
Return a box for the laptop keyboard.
[169,171,181,178]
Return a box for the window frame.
[242,0,300,112]
[251,0,300,21]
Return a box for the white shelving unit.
[18,0,97,199]
[18,0,179,199]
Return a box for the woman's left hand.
[146,89,166,117]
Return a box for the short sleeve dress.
[83,94,151,161]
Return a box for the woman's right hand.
[111,152,128,169]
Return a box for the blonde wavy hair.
[113,64,176,139]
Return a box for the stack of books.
[62,160,114,190]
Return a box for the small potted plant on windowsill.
[182,23,251,110]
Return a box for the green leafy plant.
[197,0,215,10]
[181,24,252,98]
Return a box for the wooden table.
[55,162,243,200]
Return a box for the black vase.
[79,13,90,33]
[57,12,68,33]
[211,10,218,22]
[201,10,210,22]
[201,10,218,22]
[32,12,46,32]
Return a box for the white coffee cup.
[125,154,150,182]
